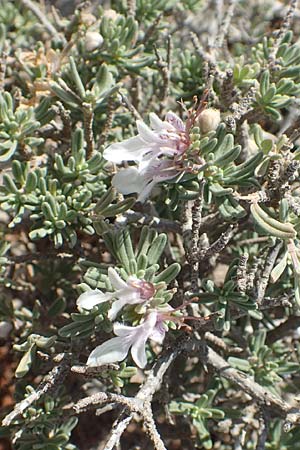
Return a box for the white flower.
[103,112,189,202]
[87,311,167,368]
[112,159,178,203]
[103,111,187,163]
[77,267,155,321]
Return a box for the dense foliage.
[2,0,300,449]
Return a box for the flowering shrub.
[3,0,300,449]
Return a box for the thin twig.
[71,392,139,414]
[57,101,72,139]
[194,295,293,335]
[2,353,70,426]
[99,97,115,146]
[269,0,298,68]
[236,253,249,293]
[204,331,243,354]
[266,315,300,344]
[189,183,205,289]
[71,364,119,376]
[120,92,142,121]
[142,13,164,45]
[256,408,270,450]
[154,42,171,109]
[238,237,270,246]
[213,0,238,50]
[101,337,187,450]
[142,402,167,450]
[83,103,95,159]
[115,210,181,233]
[199,224,236,259]
[102,414,133,450]
[225,86,258,130]
[0,50,7,92]
[127,0,136,17]
[199,342,288,417]
[256,241,283,305]
[7,251,79,264]
[20,0,64,42]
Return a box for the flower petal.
[136,159,178,203]
[149,113,172,131]
[131,334,148,368]
[131,312,158,368]
[108,298,129,321]
[108,290,144,320]
[136,120,161,144]
[113,322,136,336]
[136,180,157,203]
[103,136,145,163]
[112,167,146,195]
[87,336,131,366]
[108,267,127,290]
[131,311,157,369]
[165,112,185,131]
[150,322,167,344]
[77,289,112,310]
[116,286,140,302]
[145,311,158,328]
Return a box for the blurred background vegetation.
[2,0,300,449]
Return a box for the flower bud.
[84,31,104,52]
[198,108,221,134]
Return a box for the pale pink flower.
[87,311,167,368]
[103,112,190,202]
[103,111,188,163]
[77,267,155,320]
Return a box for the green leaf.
[154,263,181,283]
[251,203,296,239]
[69,56,86,99]
[260,70,270,96]
[15,344,36,378]
[270,251,288,282]
[147,234,167,265]
[227,356,251,371]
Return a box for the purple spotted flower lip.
[77,267,155,320]
[103,112,190,202]
[86,310,167,369]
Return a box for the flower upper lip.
[103,111,189,164]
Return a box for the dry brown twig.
[120,91,142,121]
[74,337,187,450]
[67,333,300,449]
[256,241,283,305]
[2,353,71,427]
[188,181,205,290]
